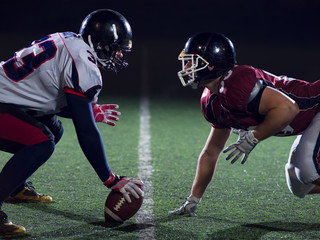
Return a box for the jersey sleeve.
[201,88,226,129]
[60,33,102,101]
[220,66,261,112]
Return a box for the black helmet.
[79,9,132,73]
[177,32,236,89]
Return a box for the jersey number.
[3,36,57,82]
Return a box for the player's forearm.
[191,150,219,198]
[253,103,299,141]
[66,93,112,181]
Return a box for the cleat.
[0,211,26,235]
[5,183,53,203]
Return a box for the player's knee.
[54,124,64,144]
[36,140,55,155]
[291,189,307,198]
[45,140,55,153]
[33,140,55,165]
[285,163,311,198]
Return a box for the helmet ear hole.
[208,65,215,71]
[97,42,104,49]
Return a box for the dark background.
[1,0,320,99]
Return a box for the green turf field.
[1,95,320,240]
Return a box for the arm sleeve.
[66,93,111,182]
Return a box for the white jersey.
[0,32,102,116]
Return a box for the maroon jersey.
[201,65,320,136]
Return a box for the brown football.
[104,190,144,222]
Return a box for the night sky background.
[1,0,320,99]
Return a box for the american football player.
[0,9,143,235]
[170,32,320,217]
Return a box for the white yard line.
[136,95,155,239]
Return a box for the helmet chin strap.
[87,35,95,50]
[199,78,215,86]
[189,79,200,89]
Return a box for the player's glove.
[104,173,144,203]
[92,103,121,126]
[169,195,201,217]
[223,130,259,164]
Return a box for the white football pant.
[285,112,320,198]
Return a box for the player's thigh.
[0,104,54,153]
[36,114,63,144]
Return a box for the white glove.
[104,173,144,203]
[169,195,201,217]
[92,103,121,126]
[223,130,259,164]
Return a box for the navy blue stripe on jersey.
[312,132,320,175]
[70,61,101,101]
[85,85,102,101]
[71,61,81,92]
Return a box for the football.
[104,190,144,223]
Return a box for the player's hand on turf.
[223,130,259,164]
[92,103,121,126]
[169,195,201,217]
[105,173,144,203]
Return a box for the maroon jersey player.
[170,32,320,217]
[201,65,320,135]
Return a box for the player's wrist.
[187,194,201,203]
[248,130,259,144]
[104,173,119,188]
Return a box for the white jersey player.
[0,9,144,235]
[0,32,101,116]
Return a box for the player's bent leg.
[286,113,320,197]
[295,114,320,183]
[285,135,315,198]
[0,211,25,235]
[285,162,315,198]
[0,105,56,204]
[0,140,55,205]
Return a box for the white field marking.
[136,95,155,239]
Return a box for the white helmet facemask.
[177,50,209,89]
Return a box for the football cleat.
[5,183,53,203]
[0,211,26,235]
